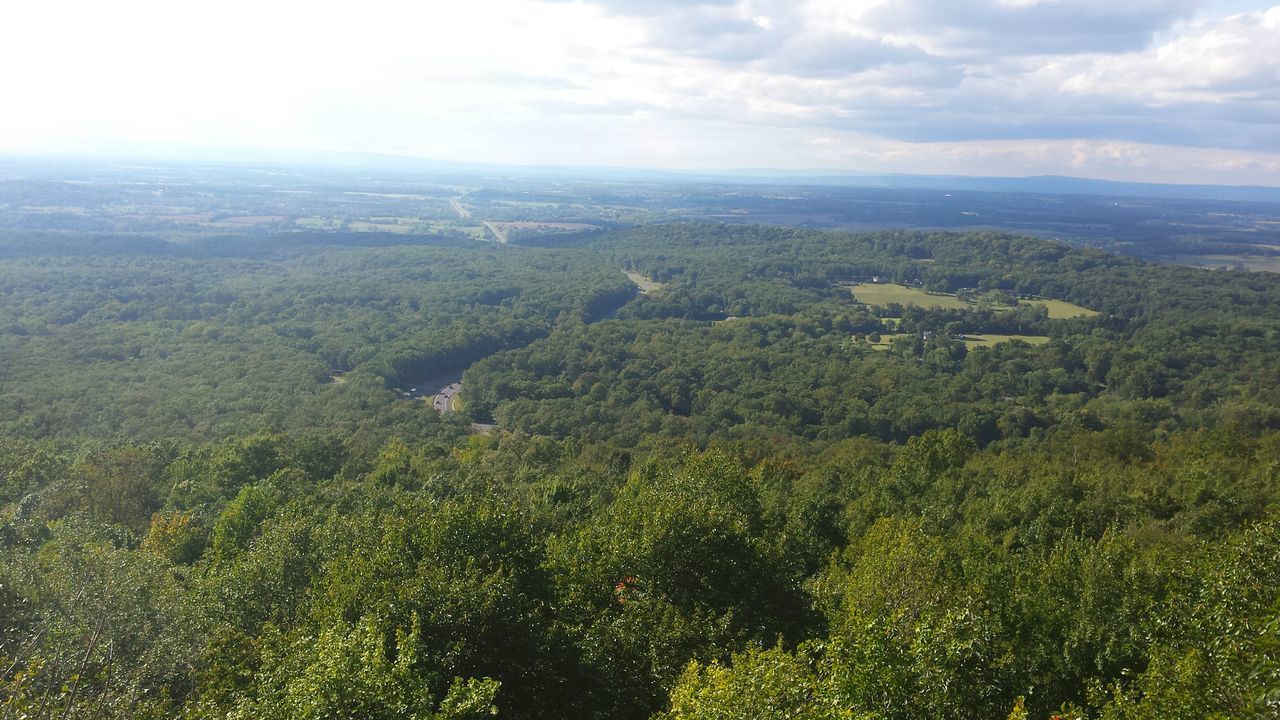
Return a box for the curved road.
[432,382,461,413]
[426,379,494,433]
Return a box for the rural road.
[483,221,509,243]
[449,198,471,220]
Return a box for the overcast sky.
[2,0,1278,184]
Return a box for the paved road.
[432,382,461,414]
[431,382,496,434]
[483,221,509,243]
[449,198,471,220]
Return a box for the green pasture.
[961,334,1051,348]
[852,283,1097,319]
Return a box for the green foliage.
[1089,521,1280,719]
[4,223,1280,719]
[140,509,206,564]
[1,518,202,719]
[297,497,566,719]
[0,237,630,443]
[222,614,499,720]
[543,451,815,719]
[462,226,1280,449]
[210,483,280,561]
[660,644,838,720]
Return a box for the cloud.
[851,0,1206,55]
[0,0,1277,185]
[1071,140,1152,169]
[560,0,1280,155]
[1058,6,1280,98]
[639,5,783,61]
[590,0,1211,63]
[768,34,930,76]
[562,0,739,15]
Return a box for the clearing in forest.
[851,283,1097,319]
[624,270,663,294]
[852,284,970,310]
[867,333,911,350]
[867,333,1050,351]
[1029,299,1099,319]
[961,334,1051,348]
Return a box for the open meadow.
[852,283,1097,318]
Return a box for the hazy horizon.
[4,0,1279,186]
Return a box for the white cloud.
[0,0,1277,185]
[1059,6,1280,101]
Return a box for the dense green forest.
[3,222,1279,719]
[0,231,631,441]
[468,226,1280,446]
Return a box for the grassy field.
[490,221,599,231]
[624,270,664,294]
[866,333,1049,351]
[296,217,340,229]
[1030,299,1098,319]
[867,333,910,351]
[220,215,287,225]
[293,217,492,240]
[852,283,1097,319]
[851,284,970,310]
[1165,254,1280,273]
[348,221,416,233]
[961,334,1051,348]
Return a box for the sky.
[1,0,1278,185]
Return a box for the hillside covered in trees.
[2,222,1279,719]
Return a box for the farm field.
[1032,298,1099,319]
[1165,253,1280,273]
[295,216,342,229]
[961,333,1051,348]
[347,221,417,233]
[851,283,971,310]
[852,283,1097,318]
[487,221,601,242]
[454,224,488,240]
[490,221,599,231]
[220,215,287,225]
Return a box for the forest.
[2,213,1280,719]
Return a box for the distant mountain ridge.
[771,173,1280,204]
[6,147,1279,204]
